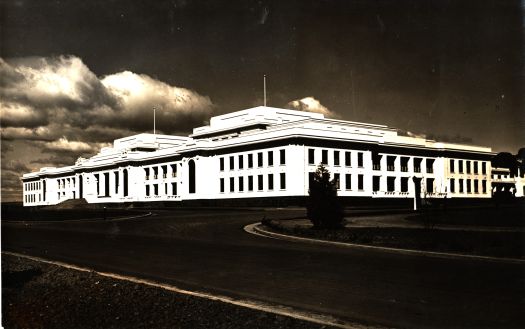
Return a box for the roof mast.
[263,75,267,107]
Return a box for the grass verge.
[261,219,525,259]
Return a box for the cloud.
[0,55,215,201]
[1,55,214,134]
[286,97,339,118]
[1,159,30,173]
[99,71,214,132]
[42,137,111,153]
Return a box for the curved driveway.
[2,208,524,328]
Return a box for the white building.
[22,106,496,207]
[491,167,525,198]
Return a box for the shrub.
[306,164,344,229]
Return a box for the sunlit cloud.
[286,97,339,118]
[0,55,215,201]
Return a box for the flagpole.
[263,75,266,107]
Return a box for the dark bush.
[306,164,344,229]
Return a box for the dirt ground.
[1,254,333,329]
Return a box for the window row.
[145,182,178,196]
[308,149,364,168]
[450,179,487,194]
[25,181,43,191]
[449,160,487,175]
[309,172,364,191]
[57,177,75,189]
[220,173,286,193]
[144,164,177,180]
[25,194,40,203]
[220,150,286,171]
[371,176,413,193]
[373,155,434,173]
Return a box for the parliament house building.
[22,106,495,207]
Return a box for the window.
[220,158,225,171]
[188,160,196,194]
[373,176,380,192]
[334,151,340,166]
[248,154,253,168]
[482,180,486,193]
[466,179,471,193]
[268,174,274,190]
[414,158,422,173]
[459,160,464,173]
[358,174,364,190]
[230,177,235,192]
[162,165,167,178]
[387,156,395,171]
[322,150,328,165]
[95,174,100,195]
[334,173,340,190]
[165,183,168,195]
[459,179,464,193]
[466,161,471,174]
[280,149,286,165]
[401,177,408,192]
[257,152,263,168]
[426,178,434,193]
[387,177,395,192]
[482,162,486,175]
[220,178,225,193]
[153,167,158,179]
[308,149,315,165]
[400,157,409,172]
[345,174,351,190]
[172,182,177,195]
[248,176,254,191]
[268,151,274,166]
[309,172,315,188]
[474,162,478,174]
[171,164,177,177]
[345,152,351,167]
[258,175,263,191]
[450,159,455,173]
[114,171,119,194]
[239,177,244,192]
[450,179,455,193]
[426,159,434,174]
[154,184,159,196]
[229,156,234,170]
[357,153,363,167]
[238,155,244,169]
[144,168,150,180]
[280,173,286,189]
[146,185,150,196]
[474,179,479,193]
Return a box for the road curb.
[2,212,153,224]
[245,223,525,265]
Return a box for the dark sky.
[1,0,524,201]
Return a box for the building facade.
[22,106,496,207]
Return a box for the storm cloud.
[1,55,215,201]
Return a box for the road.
[2,208,524,328]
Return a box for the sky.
[1,0,524,202]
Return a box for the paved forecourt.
[2,208,524,328]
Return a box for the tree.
[492,152,519,177]
[306,164,344,229]
[517,148,525,177]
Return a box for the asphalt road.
[2,208,525,328]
